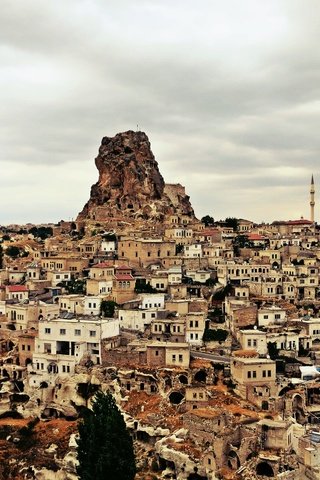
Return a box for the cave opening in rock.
[169,391,184,405]
[194,370,207,383]
[179,374,188,384]
[256,462,274,477]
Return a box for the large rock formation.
[77,130,195,224]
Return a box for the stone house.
[266,328,299,354]
[46,270,72,287]
[150,271,168,292]
[146,341,190,368]
[167,266,182,285]
[6,300,59,331]
[40,255,89,275]
[168,283,188,299]
[88,261,115,280]
[300,318,320,351]
[238,329,267,355]
[118,238,176,267]
[5,285,29,302]
[26,263,42,281]
[164,226,194,245]
[86,278,113,296]
[110,271,136,304]
[100,239,116,254]
[257,418,293,451]
[185,386,209,410]
[150,316,185,343]
[231,355,277,407]
[139,293,165,310]
[30,315,120,385]
[18,331,37,367]
[185,269,211,284]
[183,243,202,258]
[119,308,164,332]
[83,296,102,316]
[185,312,205,346]
[257,306,286,327]
[79,238,101,257]
[59,294,84,315]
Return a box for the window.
[195,321,199,328]
[172,355,176,362]
[45,328,51,334]
[89,330,96,337]
[179,354,183,362]
[267,370,272,377]
[248,339,252,347]
[75,329,81,336]
[253,371,257,378]
[60,329,66,335]
[247,371,251,379]
[155,350,159,356]
[22,345,25,351]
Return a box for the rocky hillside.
[77,130,195,223]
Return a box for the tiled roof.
[114,274,134,281]
[7,285,28,292]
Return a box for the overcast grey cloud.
[1,0,320,224]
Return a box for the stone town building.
[17,331,37,367]
[119,308,166,332]
[185,386,209,410]
[5,285,29,302]
[6,300,59,331]
[231,355,277,408]
[257,418,293,451]
[185,312,205,346]
[164,226,194,245]
[146,341,190,368]
[118,238,176,267]
[40,255,89,274]
[238,329,267,355]
[257,306,286,327]
[150,315,186,343]
[30,315,120,386]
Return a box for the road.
[191,349,231,364]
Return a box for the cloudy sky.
[1,0,319,225]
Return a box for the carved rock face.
[77,130,194,222]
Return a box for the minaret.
[310,174,315,223]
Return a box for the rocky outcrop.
[77,130,195,224]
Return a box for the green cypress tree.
[77,391,136,480]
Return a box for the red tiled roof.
[114,274,134,281]
[7,285,28,292]
[287,219,313,225]
[247,234,265,240]
[115,264,132,271]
